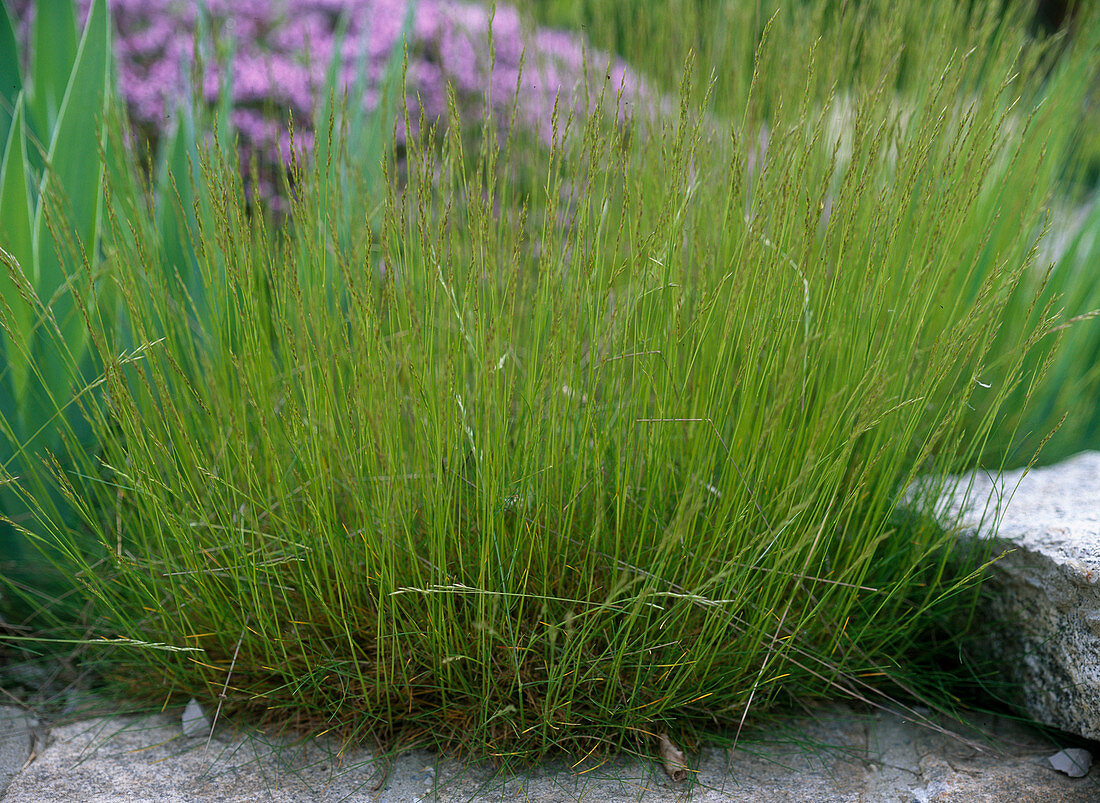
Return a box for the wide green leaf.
[193,1,236,154]
[29,0,78,139]
[312,13,351,210]
[155,104,203,312]
[0,2,22,149]
[0,95,35,408]
[31,0,110,426]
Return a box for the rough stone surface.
[1,702,1096,801]
[0,708,35,798]
[932,450,1100,742]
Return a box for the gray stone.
[179,700,209,740]
[0,707,35,797]
[930,450,1100,741]
[2,702,1096,801]
[1050,748,1093,777]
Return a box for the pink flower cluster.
[10,0,651,198]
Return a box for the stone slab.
[933,451,1100,741]
[2,702,1095,802]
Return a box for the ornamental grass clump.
[525,0,1100,470]
[8,0,1099,768]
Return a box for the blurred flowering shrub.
[8,0,650,201]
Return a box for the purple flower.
[9,0,654,203]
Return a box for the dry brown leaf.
[658,732,689,782]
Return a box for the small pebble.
[181,698,211,739]
[1048,747,1092,777]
